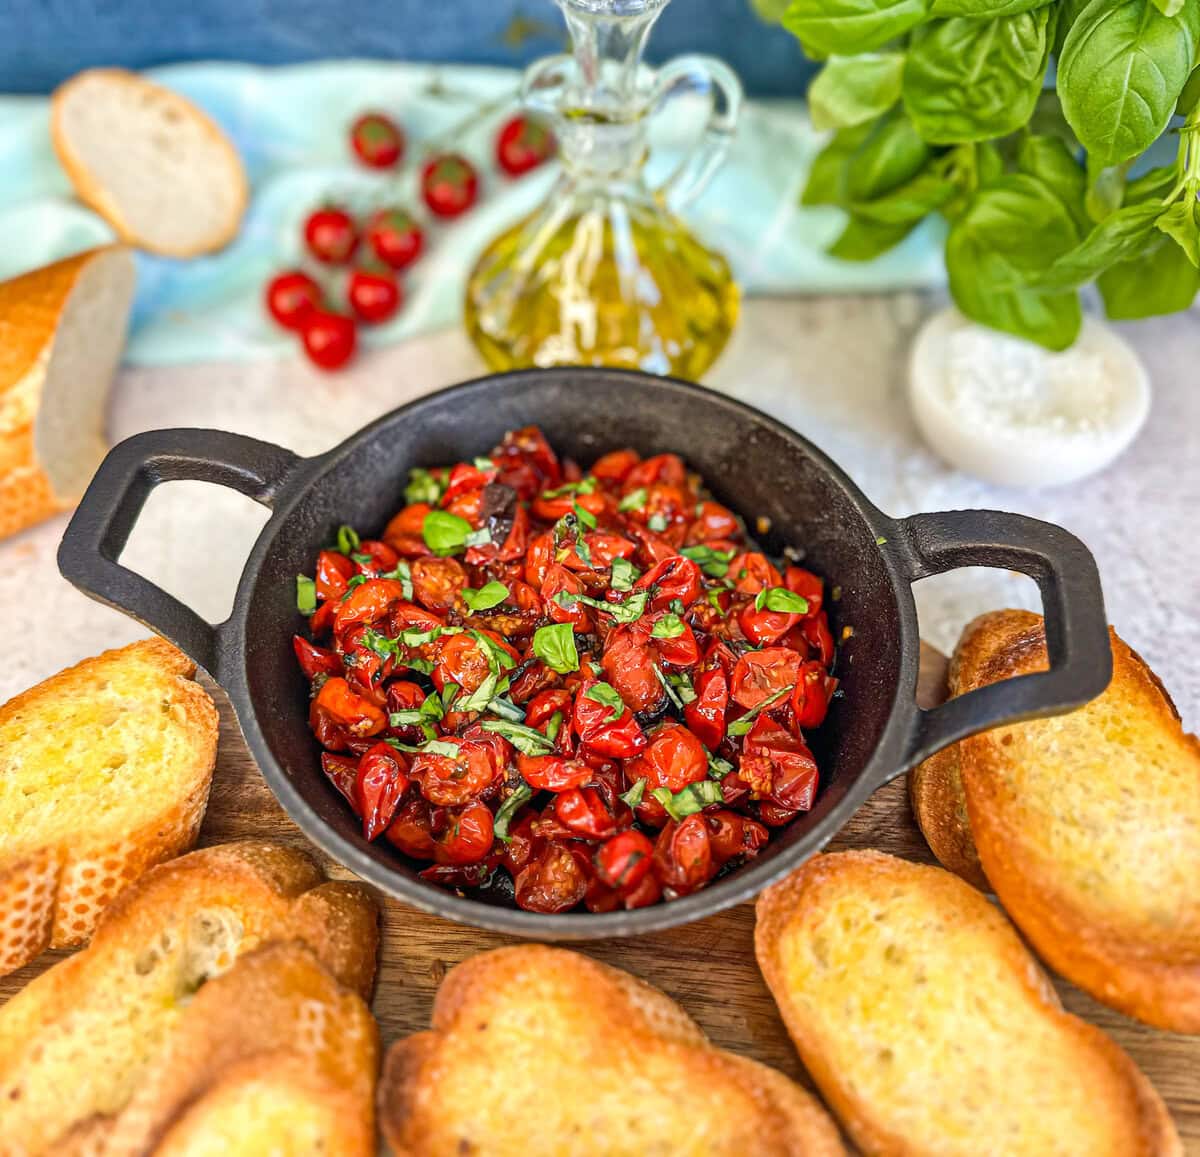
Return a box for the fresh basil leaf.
[802,121,874,207]
[422,510,474,556]
[470,630,517,672]
[360,628,402,659]
[478,719,556,755]
[542,477,597,498]
[1085,156,1129,224]
[465,527,493,549]
[296,574,317,615]
[455,670,502,714]
[610,556,641,591]
[654,664,685,710]
[1156,194,1200,266]
[1178,64,1200,113]
[828,215,917,260]
[647,513,669,532]
[584,682,626,722]
[380,559,414,600]
[404,467,445,505]
[782,0,929,57]
[619,778,647,808]
[848,162,958,225]
[1098,232,1200,317]
[707,751,736,779]
[931,0,1050,13]
[845,111,931,203]
[945,174,1084,349]
[1059,0,1200,167]
[727,685,795,737]
[532,623,579,674]
[809,53,905,132]
[652,780,724,822]
[554,589,649,625]
[573,501,598,530]
[1017,135,1090,232]
[461,581,509,612]
[650,613,687,639]
[754,587,811,614]
[494,783,534,841]
[486,695,525,722]
[903,9,1053,144]
[1028,201,1164,288]
[680,544,735,578]
[618,488,647,512]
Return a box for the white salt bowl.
[909,308,1151,488]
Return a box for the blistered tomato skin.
[293,426,837,913]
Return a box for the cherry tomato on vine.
[350,111,405,169]
[365,207,425,270]
[300,310,357,371]
[265,269,322,330]
[303,206,358,264]
[347,267,402,325]
[421,153,480,218]
[495,114,556,176]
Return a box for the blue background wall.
[0,0,815,95]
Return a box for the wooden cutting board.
[3,644,1197,1150]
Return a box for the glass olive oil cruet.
[464,0,742,378]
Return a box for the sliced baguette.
[0,840,379,1156]
[755,850,1180,1157]
[379,944,844,1156]
[0,638,219,974]
[52,70,247,258]
[0,245,134,539]
[910,610,1200,1031]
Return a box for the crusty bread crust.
[0,638,219,975]
[51,69,247,258]
[947,612,1200,1032]
[0,840,379,1156]
[755,851,1181,1157]
[379,944,844,1156]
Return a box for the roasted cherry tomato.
[495,114,556,176]
[704,809,769,865]
[355,741,410,840]
[573,682,648,759]
[434,799,494,864]
[729,647,803,711]
[554,786,619,840]
[411,556,467,614]
[303,206,358,264]
[312,676,386,736]
[591,448,640,485]
[514,841,587,913]
[411,738,499,806]
[653,815,715,896]
[265,269,322,330]
[728,551,783,596]
[684,661,728,751]
[347,267,402,324]
[738,601,800,647]
[740,717,819,812]
[365,206,425,270]
[516,752,592,793]
[300,309,357,370]
[622,453,686,493]
[600,622,664,715]
[784,566,824,617]
[625,723,707,794]
[385,795,437,858]
[686,500,741,545]
[593,829,654,890]
[293,636,343,680]
[350,111,404,169]
[321,751,358,805]
[790,660,836,730]
[421,153,479,218]
[633,555,703,611]
[801,610,835,667]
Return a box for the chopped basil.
[647,513,669,533]
[350,552,374,566]
[388,736,461,757]
[754,587,810,615]
[668,670,697,705]
[610,557,640,591]
[553,588,648,625]
[388,695,445,728]
[650,613,686,639]
[461,580,509,612]
[380,559,414,600]
[494,782,534,841]
[875,536,887,546]
[681,544,736,578]
[479,719,556,756]
[296,574,317,615]
[360,628,403,659]
[404,467,445,505]
[486,695,525,722]
[573,501,598,530]
[473,456,496,471]
[726,684,794,737]
[654,664,684,710]
[618,488,647,512]
[584,682,626,722]
[532,623,579,674]
[706,751,735,779]
[441,682,460,711]
[705,589,725,611]
[470,630,517,673]
[545,710,564,744]
[619,778,647,808]
[465,526,493,549]
[541,477,597,498]
[652,780,723,821]
[422,510,474,556]
[335,524,360,555]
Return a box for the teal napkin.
[0,61,944,366]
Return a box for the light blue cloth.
[0,61,944,366]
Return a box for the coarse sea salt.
[908,309,1151,488]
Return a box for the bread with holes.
[0,638,219,975]
[756,850,1180,1157]
[0,839,379,1156]
[909,610,1200,1031]
[379,944,843,1156]
[52,70,246,257]
[0,245,135,539]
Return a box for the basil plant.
[775,0,1200,349]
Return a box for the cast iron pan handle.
[58,429,302,676]
[894,509,1112,770]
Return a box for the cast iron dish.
[58,369,1112,938]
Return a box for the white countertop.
[6,293,1197,726]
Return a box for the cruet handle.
[650,55,742,211]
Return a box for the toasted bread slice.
[0,840,379,1156]
[379,944,843,1156]
[910,610,1200,1031]
[52,70,247,258]
[756,850,1180,1157]
[0,245,135,539]
[0,638,219,974]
